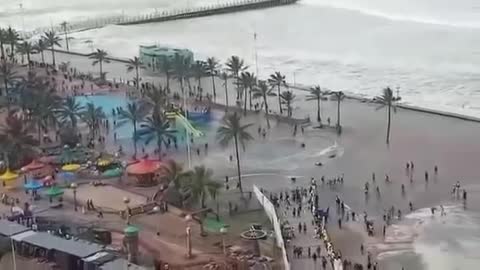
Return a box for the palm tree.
[56,96,84,129]
[307,85,323,122]
[81,102,106,138]
[206,57,220,99]
[29,90,61,141]
[6,27,19,61]
[219,71,229,108]
[333,91,345,129]
[138,113,176,160]
[34,39,48,67]
[252,80,274,128]
[216,112,253,194]
[0,62,18,96]
[192,60,206,92]
[0,111,38,167]
[126,56,145,90]
[158,59,172,91]
[117,102,149,156]
[161,159,191,192]
[43,31,62,67]
[60,21,70,51]
[268,72,286,114]
[0,28,8,61]
[280,90,296,117]
[89,49,110,80]
[144,86,167,115]
[239,71,256,115]
[16,42,34,68]
[376,87,396,144]
[225,56,247,99]
[184,165,221,235]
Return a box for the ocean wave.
[302,0,480,29]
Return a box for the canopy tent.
[21,160,45,171]
[102,168,123,178]
[126,159,161,175]
[45,186,64,197]
[61,164,81,172]
[0,169,18,181]
[24,180,43,190]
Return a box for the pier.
[22,0,297,38]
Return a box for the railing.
[21,0,296,39]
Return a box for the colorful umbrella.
[0,169,18,181]
[45,186,64,197]
[97,159,112,167]
[126,159,161,175]
[61,164,81,172]
[102,168,123,178]
[24,180,43,190]
[21,160,45,171]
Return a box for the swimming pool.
[75,94,218,146]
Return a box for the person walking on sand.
[440,205,446,216]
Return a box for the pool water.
[75,94,217,146]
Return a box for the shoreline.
[51,48,480,124]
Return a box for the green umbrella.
[45,186,64,197]
[102,168,123,178]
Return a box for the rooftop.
[0,220,30,237]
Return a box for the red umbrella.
[21,160,45,171]
[126,159,161,175]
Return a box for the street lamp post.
[185,214,192,258]
[220,227,228,255]
[71,183,78,211]
[123,197,131,225]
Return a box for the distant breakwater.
[22,0,297,38]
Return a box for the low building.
[139,45,194,72]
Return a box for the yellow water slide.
[165,112,204,137]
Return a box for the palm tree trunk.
[316,98,321,122]
[211,75,216,100]
[224,80,229,108]
[135,67,139,90]
[249,87,253,110]
[337,99,341,128]
[27,53,31,69]
[243,87,247,116]
[0,43,4,60]
[233,134,243,194]
[10,43,14,60]
[41,51,45,65]
[38,124,42,143]
[51,47,56,67]
[277,85,282,114]
[386,104,391,144]
[99,61,103,80]
[157,139,162,160]
[264,96,270,128]
[133,122,138,157]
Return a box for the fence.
[21,0,297,39]
[252,185,290,270]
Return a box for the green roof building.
[139,45,194,72]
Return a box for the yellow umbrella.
[61,164,81,172]
[0,169,19,181]
[97,159,112,167]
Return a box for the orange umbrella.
[21,160,45,171]
[126,159,161,175]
